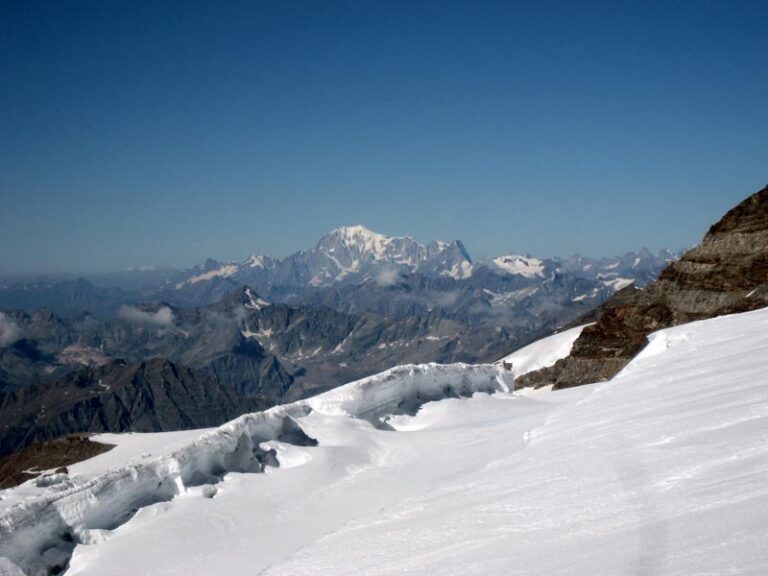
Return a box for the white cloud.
[0,312,22,347]
[118,305,175,328]
[374,267,401,287]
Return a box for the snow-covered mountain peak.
[244,254,270,269]
[308,226,474,283]
[329,224,386,241]
[493,254,546,278]
[169,231,676,295]
[319,225,395,259]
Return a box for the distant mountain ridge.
[0,285,529,456]
[0,270,680,459]
[0,226,680,458]
[165,225,677,307]
[171,225,476,292]
[0,227,677,322]
[517,183,768,389]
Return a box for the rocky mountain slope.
[0,435,113,490]
[0,287,528,457]
[517,184,768,389]
[0,358,264,457]
[0,229,674,338]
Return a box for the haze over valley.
[1,2,767,575]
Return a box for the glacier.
[0,363,513,576]
[1,308,768,575]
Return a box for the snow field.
[3,308,767,575]
[0,363,512,576]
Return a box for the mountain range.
[1,182,767,559]
[163,225,675,307]
[0,287,514,456]
[0,226,677,325]
[0,227,677,458]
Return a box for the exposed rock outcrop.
[517,184,768,389]
[0,435,114,489]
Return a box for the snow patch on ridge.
[493,254,545,278]
[442,259,474,279]
[245,255,267,269]
[244,287,269,310]
[497,324,590,377]
[176,264,239,288]
[603,277,634,291]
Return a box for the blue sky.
[1,0,766,274]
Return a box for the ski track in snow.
[1,309,768,575]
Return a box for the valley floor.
[2,308,768,575]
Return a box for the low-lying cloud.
[374,267,402,287]
[0,312,22,347]
[118,305,175,328]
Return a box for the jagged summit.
[316,225,420,265]
[156,224,675,296]
[172,227,477,289]
[310,226,474,283]
[317,225,460,260]
[244,254,273,269]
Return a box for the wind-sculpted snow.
[0,409,314,575]
[0,363,511,576]
[306,363,513,425]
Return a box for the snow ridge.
[0,363,511,576]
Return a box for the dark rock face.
[0,435,114,489]
[0,358,264,457]
[517,185,768,390]
[0,288,527,457]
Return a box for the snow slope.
[497,323,590,377]
[70,430,217,477]
[2,309,768,575]
[0,364,512,576]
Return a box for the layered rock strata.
[517,185,768,389]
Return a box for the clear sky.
[1,0,766,274]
